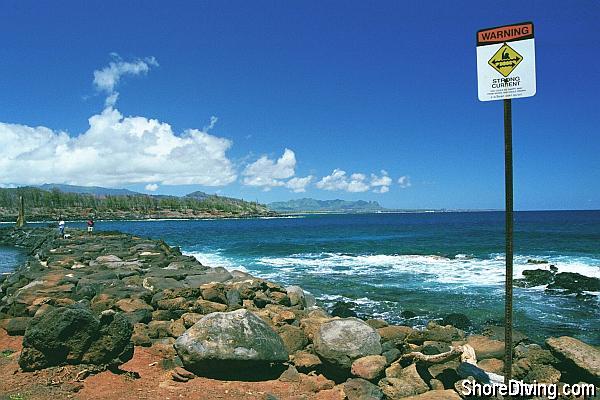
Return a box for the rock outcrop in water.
[515,267,600,295]
[1,226,598,398]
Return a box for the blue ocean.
[2,211,599,344]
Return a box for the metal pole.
[503,98,513,383]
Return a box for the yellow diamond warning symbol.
[488,43,523,77]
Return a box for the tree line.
[0,187,267,219]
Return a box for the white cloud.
[398,175,412,188]
[242,149,297,189]
[316,169,370,193]
[0,106,237,187]
[370,170,392,193]
[317,169,395,193]
[0,56,239,188]
[203,116,218,132]
[285,175,314,193]
[93,55,158,94]
[93,55,158,107]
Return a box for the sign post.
[476,22,536,383]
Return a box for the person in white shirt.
[58,219,65,238]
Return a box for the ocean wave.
[183,250,248,273]
[256,252,600,286]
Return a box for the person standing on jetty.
[87,217,94,235]
[58,218,65,239]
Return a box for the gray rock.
[184,267,233,287]
[314,317,382,369]
[226,289,242,308]
[343,378,384,400]
[286,285,306,307]
[174,309,288,377]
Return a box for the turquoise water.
[2,211,599,344]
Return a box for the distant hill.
[0,185,271,221]
[268,198,386,213]
[37,184,141,197]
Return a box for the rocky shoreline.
[0,208,277,222]
[0,227,598,399]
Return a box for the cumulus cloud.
[0,106,237,187]
[316,169,395,193]
[370,170,392,193]
[285,175,314,193]
[316,169,370,193]
[0,55,241,188]
[398,175,412,188]
[242,149,298,190]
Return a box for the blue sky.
[0,1,598,210]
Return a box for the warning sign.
[476,22,536,101]
[488,43,522,77]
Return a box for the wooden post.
[15,196,25,228]
[503,98,514,382]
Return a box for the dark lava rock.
[441,313,471,330]
[174,309,288,379]
[18,306,133,371]
[400,310,417,319]
[547,272,600,293]
[330,301,358,318]
[515,269,554,288]
[527,259,549,265]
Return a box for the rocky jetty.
[1,227,599,399]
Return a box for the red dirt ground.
[0,328,344,400]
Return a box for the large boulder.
[174,309,289,378]
[546,336,600,384]
[314,318,382,369]
[19,306,133,371]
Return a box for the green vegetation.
[0,187,270,221]
[1,349,16,358]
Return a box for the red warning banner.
[477,22,534,46]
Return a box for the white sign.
[477,22,536,101]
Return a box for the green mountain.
[268,198,386,213]
[0,186,270,221]
[37,183,141,197]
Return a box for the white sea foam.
[183,250,249,273]
[256,252,600,286]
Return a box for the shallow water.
[0,245,24,275]
[4,211,599,344]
